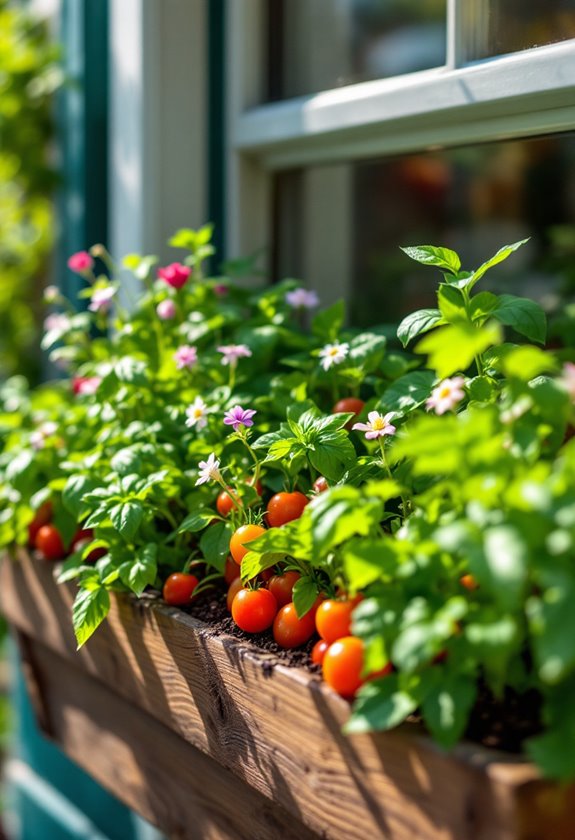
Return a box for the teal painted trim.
[208,0,226,267]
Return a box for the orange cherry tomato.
[366,661,393,681]
[273,602,316,649]
[162,573,199,605]
[268,571,301,608]
[226,576,244,612]
[332,397,365,429]
[230,523,266,565]
[231,588,278,633]
[311,639,329,666]
[315,599,355,644]
[313,476,329,494]
[224,556,240,585]
[266,492,309,528]
[460,573,479,591]
[216,488,241,517]
[35,524,65,561]
[322,636,365,699]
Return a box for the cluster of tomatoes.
[28,502,105,563]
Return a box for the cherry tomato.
[273,602,316,649]
[311,639,329,666]
[247,477,264,496]
[322,636,365,698]
[231,588,278,633]
[224,556,240,585]
[230,523,266,565]
[315,599,355,644]
[266,492,309,528]
[27,501,53,546]
[259,567,274,584]
[460,573,479,591]
[268,571,301,607]
[216,488,241,517]
[226,577,244,612]
[332,397,365,429]
[313,476,329,494]
[162,573,199,605]
[35,524,65,561]
[71,527,107,563]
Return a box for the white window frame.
[225,0,575,293]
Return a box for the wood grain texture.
[2,550,574,840]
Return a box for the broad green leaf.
[241,551,285,582]
[119,544,157,596]
[415,321,502,378]
[292,576,320,618]
[401,245,461,275]
[501,346,557,381]
[310,488,381,555]
[466,238,530,289]
[342,538,399,590]
[397,309,443,348]
[178,508,217,533]
[378,370,436,413]
[109,501,144,541]
[311,300,345,342]
[114,357,147,385]
[199,521,233,572]
[475,525,528,610]
[526,569,575,685]
[422,675,477,747]
[527,718,575,781]
[345,675,418,733]
[437,284,466,324]
[62,474,98,518]
[469,291,499,323]
[492,295,546,344]
[72,586,110,648]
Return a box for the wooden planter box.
[1,549,574,840]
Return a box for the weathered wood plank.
[2,550,574,840]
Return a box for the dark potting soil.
[170,585,542,754]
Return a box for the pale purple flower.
[44,313,71,333]
[174,345,198,370]
[426,376,466,415]
[185,397,209,430]
[559,362,575,402]
[352,411,396,440]
[318,341,349,371]
[156,299,176,320]
[195,453,221,485]
[43,285,60,304]
[223,405,257,433]
[89,286,116,312]
[286,288,320,310]
[217,344,252,366]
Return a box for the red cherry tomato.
[313,476,329,494]
[460,573,479,591]
[259,567,274,584]
[273,602,316,649]
[266,492,309,528]
[231,588,278,633]
[216,488,241,517]
[332,397,365,429]
[366,661,393,681]
[322,636,365,698]
[162,573,199,606]
[315,599,355,644]
[247,477,264,496]
[224,556,240,585]
[230,523,266,565]
[311,639,329,666]
[268,571,301,607]
[71,527,107,563]
[35,524,66,561]
[226,577,244,612]
[27,501,53,547]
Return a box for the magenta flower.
[286,288,320,309]
[217,344,252,366]
[89,286,116,312]
[352,411,396,440]
[426,376,466,415]
[67,251,94,274]
[158,262,192,289]
[156,299,176,320]
[213,284,228,298]
[223,405,257,432]
[72,376,101,396]
[174,345,198,370]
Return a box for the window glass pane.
[272,135,575,329]
[465,0,575,61]
[266,0,447,103]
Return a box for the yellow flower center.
[193,408,203,418]
[372,417,386,430]
[328,347,340,356]
[438,386,452,399]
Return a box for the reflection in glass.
[266,0,446,102]
[272,135,575,329]
[465,0,575,61]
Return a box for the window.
[225,0,575,318]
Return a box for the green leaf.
[526,570,575,685]
[401,245,461,275]
[62,474,98,518]
[469,291,499,323]
[492,295,546,344]
[311,300,345,342]
[199,521,233,573]
[72,586,110,648]
[177,508,217,533]
[342,538,399,590]
[476,525,528,610]
[345,675,418,733]
[240,551,285,582]
[501,346,557,381]
[527,718,575,780]
[437,285,466,324]
[109,501,144,541]
[415,321,502,378]
[397,309,443,348]
[292,576,320,618]
[114,357,147,385]
[310,488,382,555]
[422,675,477,748]
[467,239,530,289]
[378,370,436,413]
[308,434,356,482]
[119,544,157,596]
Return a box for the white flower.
[43,285,60,304]
[426,376,466,415]
[195,453,221,486]
[318,341,349,371]
[88,286,116,312]
[185,397,208,430]
[30,421,58,450]
[285,288,320,309]
[44,313,71,333]
[352,411,396,440]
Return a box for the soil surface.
[173,584,542,754]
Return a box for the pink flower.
[156,299,176,320]
[195,453,221,485]
[174,345,198,370]
[560,362,575,402]
[158,262,192,289]
[73,376,101,396]
[426,376,466,415]
[89,286,116,312]
[44,313,71,333]
[286,288,320,309]
[30,421,58,450]
[213,284,228,298]
[67,251,94,273]
[217,344,252,366]
[223,405,257,432]
[352,411,396,440]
